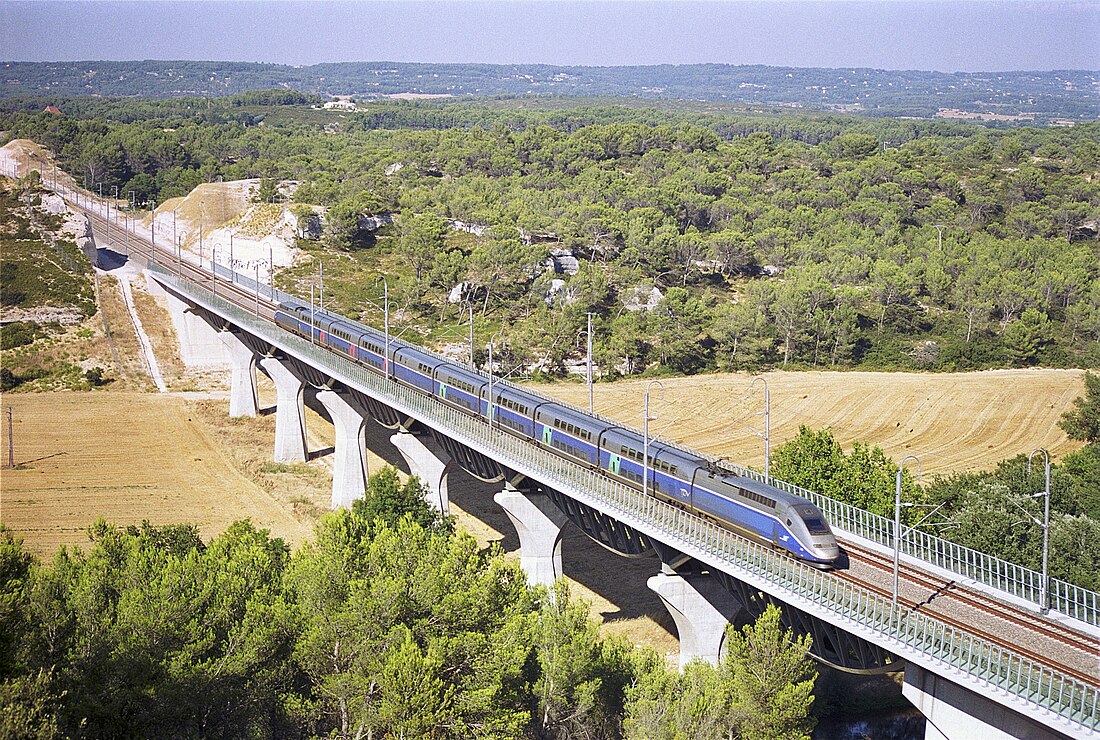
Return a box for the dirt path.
[116,274,167,392]
[528,369,1087,475]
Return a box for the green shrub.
[0,321,45,350]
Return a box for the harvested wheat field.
[0,391,313,556]
[529,369,1087,476]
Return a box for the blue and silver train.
[275,300,841,567]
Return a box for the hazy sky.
[2,1,1098,73]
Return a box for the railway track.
[839,538,1100,686]
[78,200,277,320]
[72,192,1100,694]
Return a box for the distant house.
[43,105,62,115]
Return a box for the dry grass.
[0,392,313,556]
[147,181,260,247]
[1,274,153,392]
[185,390,330,522]
[232,203,285,237]
[95,274,156,390]
[128,275,191,387]
[528,369,1087,475]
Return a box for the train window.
[804,517,829,534]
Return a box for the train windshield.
[804,517,830,534]
[797,507,831,534]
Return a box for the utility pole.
[1027,449,1052,614]
[4,407,13,469]
[750,376,771,479]
[893,456,921,604]
[587,312,594,414]
[643,380,664,501]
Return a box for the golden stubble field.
[528,369,1086,476]
[0,391,314,556]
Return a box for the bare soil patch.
[528,369,1086,475]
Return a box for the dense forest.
[2,60,1097,120]
[4,94,1097,377]
[0,469,823,740]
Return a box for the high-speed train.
[275,299,840,566]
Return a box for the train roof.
[725,474,813,509]
[534,401,605,426]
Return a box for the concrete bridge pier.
[390,431,453,515]
[259,356,308,464]
[648,566,744,670]
[902,663,1065,740]
[316,388,369,509]
[218,330,259,418]
[494,486,570,588]
[156,284,230,368]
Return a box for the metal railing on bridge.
[150,263,1099,734]
[730,466,1099,628]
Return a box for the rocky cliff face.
[43,193,99,265]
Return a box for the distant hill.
[2,60,1097,121]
